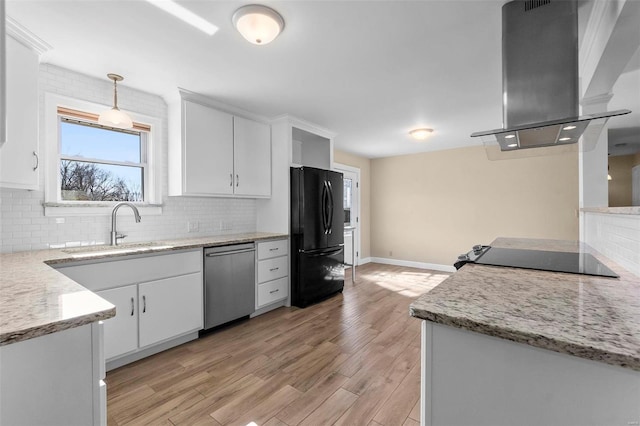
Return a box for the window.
[59,119,147,201]
[56,107,151,203]
[44,94,162,216]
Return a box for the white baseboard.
[359,257,372,265]
[369,257,456,273]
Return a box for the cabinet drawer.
[258,256,287,283]
[257,277,288,307]
[55,249,202,292]
[258,239,288,260]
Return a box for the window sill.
[43,203,163,217]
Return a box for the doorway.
[334,163,360,268]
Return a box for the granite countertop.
[410,237,640,371]
[0,232,287,346]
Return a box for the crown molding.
[6,16,51,56]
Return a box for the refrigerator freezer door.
[292,246,345,308]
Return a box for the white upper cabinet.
[234,116,271,197]
[183,100,234,195]
[169,94,271,198]
[0,34,40,190]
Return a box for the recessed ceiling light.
[562,125,576,130]
[409,128,434,140]
[505,134,516,139]
[507,143,518,148]
[145,0,218,36]
[559,137,571,141]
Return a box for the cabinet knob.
[142,295,146,313]
[269,289,279,294]
[269,267,279,272]
[236,174,239,187]
[130,297,135,316]
[33,151,39,171]
[230,173,233,187]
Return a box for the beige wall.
[370,146,579,266]
[334,150,371,259]
[608,154,635,207]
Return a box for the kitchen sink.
[61,241,173,257]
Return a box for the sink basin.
[62,242,173,257]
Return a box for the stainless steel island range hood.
[471,0,630,157]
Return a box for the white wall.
[0,64,256,253]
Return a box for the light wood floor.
[106,263,451,426]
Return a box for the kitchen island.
[410,237,640,426]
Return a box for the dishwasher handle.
[205,248,255,257]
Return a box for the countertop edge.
[0,306,116,346]
[409,306,640,372]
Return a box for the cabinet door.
[96,285,138,360]
[183,100,233,195]
[233,116,271,197]
[0,36,39,190]
[138,272,203,348]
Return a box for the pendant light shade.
[232,5,284,45]
[98,73,133,129]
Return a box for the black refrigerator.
[290,166,345,308]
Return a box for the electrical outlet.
[389,250,393,257]
[187,221,199,233]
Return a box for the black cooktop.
[456,246,619,278]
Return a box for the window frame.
[44,93,162,216]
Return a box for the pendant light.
[98,73,133,129]
[232,4,284,45]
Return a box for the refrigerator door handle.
[321,180,329,234]
[327,180,334,235]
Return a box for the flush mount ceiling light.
[98,74,133,130]
[232,4,284,45]
[145,0,218,35]
[409,128,434,140]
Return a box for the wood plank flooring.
[106,263,450,426]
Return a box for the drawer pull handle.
[130,297,135,316]
[269,289,279,294]
[269,267,279,272]
[269,247,279,251]
[142,295,146,313]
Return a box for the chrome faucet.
[110,202,141,246]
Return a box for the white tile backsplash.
[0,64,257,253]
[584,212,640,277]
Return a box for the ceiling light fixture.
[98,74,133,130]
[507,143,518,148]
[558,137,571,142]
[409,128,434,140]
[232,4,284,45]
[145,0,218,35]
[505,134,516,139]
[562,125,577,130]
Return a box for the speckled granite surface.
[580,206,640,215]
[0,232,287,346]
[410,238,640,371]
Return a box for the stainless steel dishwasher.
[203,243,256,330]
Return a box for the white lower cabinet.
[138,273,202,348]
[56,249,203,367]
[256,239,289,309]
[97,285,137,360]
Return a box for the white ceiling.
[6,0,638,159]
